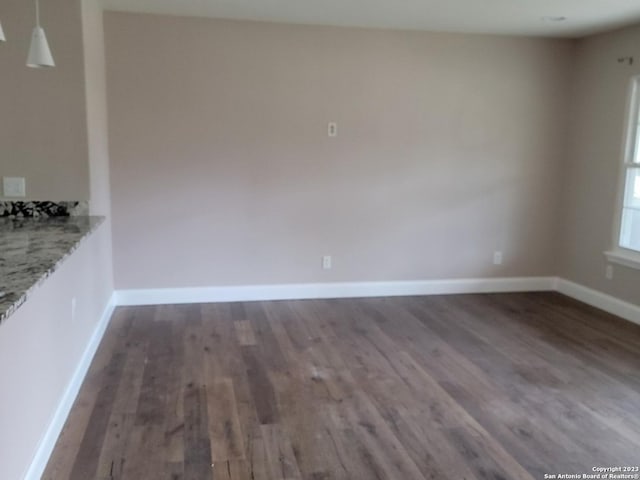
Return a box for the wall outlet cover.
[605,265,614,280]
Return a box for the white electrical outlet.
[322,255,332,269]
[493,251,503,265]
[328,122,338,137]
[3,177,26,197]
[605,265,614,280]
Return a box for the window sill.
[604,249,640,270]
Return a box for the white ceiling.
[100,0,640,38]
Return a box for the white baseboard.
[116,277,640,326]
[23,293,116,480]
[116,276,556,306]
[555,278,640,326]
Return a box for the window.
[606,76,640,268]
[620,167,640,250]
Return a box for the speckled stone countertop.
[0,216,105,323]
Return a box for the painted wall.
[82,0,114,287]
[0,226,113,480]
[105,12,574,289]
[560,24,640,305]
[0,0,90,201]
[0,2,114,478]
[83,0,113,218]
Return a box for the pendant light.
[26,0,55,68]
[0,20,5,42]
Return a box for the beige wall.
[0,0,90,201]
[560,24,640,305]
[105,13,573,289]
[0,3,114,478]
[82,0,114,323]
[82,0,114,288]
[83,0,113,217]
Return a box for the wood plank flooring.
[43,292,640,479]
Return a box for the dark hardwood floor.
[43,292,640,479]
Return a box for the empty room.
[2,0,640,478]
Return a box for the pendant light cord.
[35,0,40,27]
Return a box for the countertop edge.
[0,216,106,324]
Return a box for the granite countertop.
[0,216,105,323]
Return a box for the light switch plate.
[3,177,26,197]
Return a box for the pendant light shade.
[0,20,6,42]
[27,26,54,67]
[26,0,54,68]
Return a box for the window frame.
[605,75,640,269]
